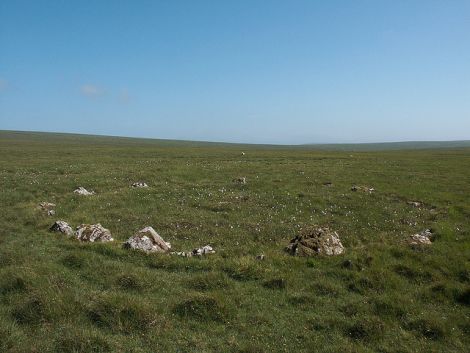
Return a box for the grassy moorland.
[0,130,469,353]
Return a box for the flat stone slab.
[75,224,113,242]
[286,227,344,256]
[74,187,95,195]
[407,201,423,207]
[351,185,375,193]
[39,202,56,215]
[50,221,74,236]
[123,226,171,253]
[171,245,215,257]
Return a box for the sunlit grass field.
[0,131,469,353]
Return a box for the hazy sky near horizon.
[1,1,469,144]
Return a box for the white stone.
[74,187,95,195]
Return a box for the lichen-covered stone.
[49,221,73,236]
[123,226,170,252]
[75,224,113,242]
[286,227,344,256]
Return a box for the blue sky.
[0,1,469,144]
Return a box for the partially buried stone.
[286,227,344,256]
[123,226,171,253]
[409,229,433,245]
[49,221,74,236]
[233,177,246,184]
[131,182,148,188]
[351,185,375,193]
[75,224,113,242]
[39,202,56,210]
[73,187,95,195]
[192,245,215,256]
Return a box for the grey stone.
[191,245,215,256]
[171,245,215,257]
[286,227,344,256]
[50,221,74,236]
[410,229,433,245]
[351,185,375,193]
[233,177,246,184]
[131,182,148,188]
[123,226,171,253]
[75,223,113,242]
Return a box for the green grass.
[0,130,469,352]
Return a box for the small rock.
[286,227,344,256]
[39,202,56,210]
[49,221,74,236]
[171,251,192,257]
[73,187,95,195]
[233,177,246,184]
[123,226,171,253]
[323,182,333,187]
[256,254,265,261]
[192,245,215,256]
[170,245,215,257]
[351,185,375,193]
[39,202,56,216]
[131,182,148,188]
[241,152,246,156]
[407,201,422,207]
[341,259,354,269]
[410,229,433,245]
[263,278,286,290]
[75,224,113,242]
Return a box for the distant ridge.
[302,140,470,151]
[1,130,470,151]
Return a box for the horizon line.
[1,129,470,147]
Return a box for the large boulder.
[286,227,344,256]
[123,226,171,253]
[75,224,113,242]
[49,221,74,236]
[74,187,95,195]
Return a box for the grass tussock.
[172,294,230,323]
[87,295,157,334]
